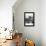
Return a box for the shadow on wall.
[12,0,41,46]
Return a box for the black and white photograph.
[24,12,35,26]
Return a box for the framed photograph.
[24,12,35,26]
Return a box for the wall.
[41,0,46,46]
[13,0,41,46]
[0,0,16,30]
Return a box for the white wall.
[41,0,46,46]
[13,0,41,46]
[0,0,16,30]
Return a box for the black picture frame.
[24,12,35,26]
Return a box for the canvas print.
[24,12,35,26]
